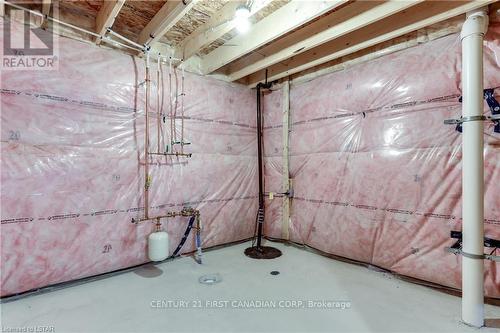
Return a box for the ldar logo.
[2,7,58,70]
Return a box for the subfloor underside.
[1,241,499,333]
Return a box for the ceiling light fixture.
[234,5,251,34]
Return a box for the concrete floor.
[1,241,499,333]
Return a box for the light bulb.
[235,5,251,19]
[234,5,251,34]
[235,18,250,33]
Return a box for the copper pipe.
[132,207,199,224]
[169,58,174,153]
[156,62,161,154]
[158,60,166,153]
[173,65,178,144]
[4,2,143,53]
[148,152,192,158]
[144,52,151,220]
[180,65,185,154]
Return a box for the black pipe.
[255,82,271,249]
[171,215,196,257]
[244,81,282,259]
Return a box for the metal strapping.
[444,247,499,261]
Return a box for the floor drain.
[270,271,280,275]
[199,273,222,285]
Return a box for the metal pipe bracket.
[445,247,500,262]
[446,88,500,133]
[444,230,500,262]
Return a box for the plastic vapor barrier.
[0,19,257,297]
[263,24,500,298]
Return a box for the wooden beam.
[95,0,125,45]
[225,1,382,79]
[179,0,243,60]
[177,0,272,59]
[199,0,347,75]
[245,0,495,86]
[137,0,197,47]
[179,0,274,60]
[228,0,422,82]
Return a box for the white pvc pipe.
[158,55,183,62]
[3,1,180,61]
[107,28,145,50]
[460,7,488,328]
[4,1,144,52]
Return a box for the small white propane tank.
[148,231,169,261]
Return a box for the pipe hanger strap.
[449,88,500,133]
[444,115,487,125]
[445,247,500,262]
[445,230,500,261]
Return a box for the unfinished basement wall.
[263,24,500,298]
[0,19,257,297]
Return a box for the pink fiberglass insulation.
[263,24,500,298]
[0,19,257,297]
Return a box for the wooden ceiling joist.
[179,0,244,60]
[244,0,495,86]
[199,0,348,75]
[137,0,197,47]
[227,0,423,82]
[95,0,125,45]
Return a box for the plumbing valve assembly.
[132,49,200,264]
[132,207,202,264]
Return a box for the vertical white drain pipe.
[460,7,488,328]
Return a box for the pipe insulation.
[460,7,488,328]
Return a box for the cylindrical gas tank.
[148,231,169,261]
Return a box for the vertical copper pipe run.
[159,60,165,153]
[173,62,178,144]
[144,52,151,220]
[156,59,161,154]
[180,65,185,154]
[169,58,174,153]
